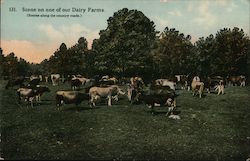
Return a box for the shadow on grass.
[62,105,100,111]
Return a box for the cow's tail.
[199,82,204,98]
[17,90,21,103]
[56,94,62,106]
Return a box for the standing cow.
[51,74,60,86]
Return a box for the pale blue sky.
[1,0,249,63]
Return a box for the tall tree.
[215,27,249,76]
[151,27,195,77]
[92,8,157,77]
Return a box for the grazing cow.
[214,80,225,95]
[205,76,225,94]
[45,76,49,83]
[17,88,36,107]
[89,85,125,107]
[100,75,110,81]
[33,85,50,102]
[51,74,60,86]
[99,75,118,85]
[5,77,25,89]
[30,75,39,81]
[28,78,40,87]
[130,77,144,90]
[71,78,82,90]
[39,75,43,82]
[154,79,176,90]
[17,85,50,107]
[72,75,93,86]
[127,84,139,103]
[134,91,177,116]
[175,75,189,90]
[227,75,246,87]
[56,91,90,108]
[191,76,204,98]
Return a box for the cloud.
[154,16,169,30]
[193,1,216,27]
[214,0,238,12]
[168,9,182,17]
[38,24,64,41]
[160,0,168,3]
[38,23,99,49]
[187,2,193,12]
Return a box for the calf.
[56,91,90,108]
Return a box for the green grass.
[0,80,250,160]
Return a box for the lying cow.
[89,85,125,107]
[56,91,90,109]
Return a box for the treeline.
[1,8,249,80]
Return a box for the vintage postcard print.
[0,0,249,160]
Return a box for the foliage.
[151,27,195,77]
[47,37,88,76]
[195,27,250,77]
[92,8,157,77]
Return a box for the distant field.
[0,80,249,160]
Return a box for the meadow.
[0,79,249,160]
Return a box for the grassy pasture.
[0,80,249,160]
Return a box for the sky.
[1,0,249,63]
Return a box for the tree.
[215,27,249,76]
[47,37,89,76]
[92,8,157,78]
[151,27,195,77]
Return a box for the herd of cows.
[3,73,247,118]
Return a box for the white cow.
[155,79,176,90]
[51,74,60,86]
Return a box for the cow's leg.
[199,91,202,98]
[166,106,174,116]
[207,88,210,94]
[90,95,96,107]
[107,95,112,106]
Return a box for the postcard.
[1,0,249,160]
